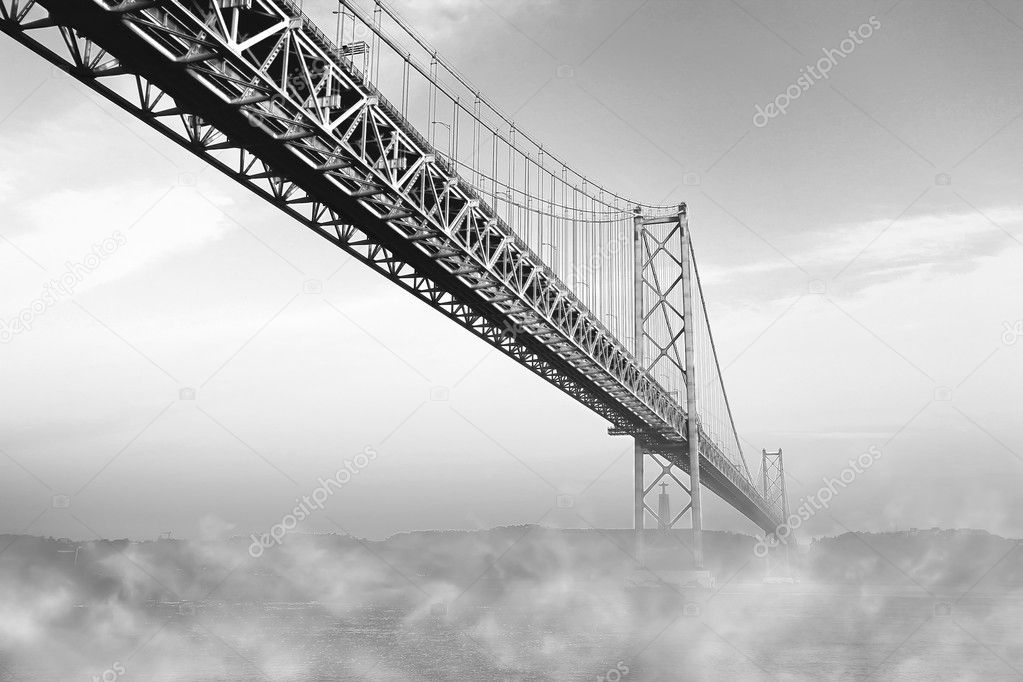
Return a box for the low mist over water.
[2,527,1020,680]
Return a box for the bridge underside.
[0,0,782,534]
[655,445,778,532]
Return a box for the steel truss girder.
[0,0,679,431]
[107,0,685,437]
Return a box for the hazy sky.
[1,0,1021,542]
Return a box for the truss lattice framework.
[638,449,694,530]
[761,449,788,528]
[0,0,783,532]
[0,0,683,431]
[639,216,687,392]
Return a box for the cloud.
[390,0,511,36]
[0,87,235,296]
[814,205,1023,281]
[0,183,233,317]
[0,169,14,204]
[699,204,1023,302]
[29,184,230,281]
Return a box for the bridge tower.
[632,203,705,569]
[761,449,789,525]
[761,448,790,574]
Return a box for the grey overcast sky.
[1,0,1021,542]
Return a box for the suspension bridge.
[1,0,788,567]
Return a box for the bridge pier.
[633,445,707,571]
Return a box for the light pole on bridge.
[430,121,453,162]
